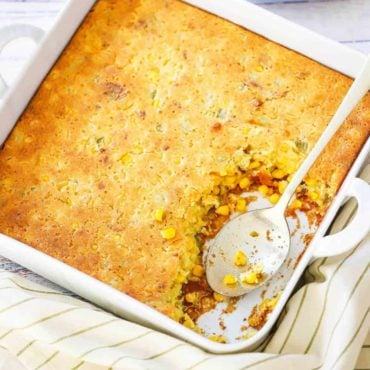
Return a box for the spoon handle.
[276,55,370,213]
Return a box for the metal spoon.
[206,55,370,297]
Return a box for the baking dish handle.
[0,24,44,98]
[312,177,370,259]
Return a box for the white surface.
[0,0,369,353]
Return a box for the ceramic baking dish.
[0,0,369,354]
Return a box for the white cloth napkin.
[0,167,369,370]
[0,239,368,370]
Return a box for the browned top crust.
[0,0,368,320]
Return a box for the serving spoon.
[206,55,370,297]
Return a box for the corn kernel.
[281,142,291,153]
[240,264,263,285]
[160,227,176,240]
[266,291,282,309]
[120,153,132,164]
[239,177,250,189]
[155,208,164,222]
[219,169,228,176]
[57,181,68,191]
[308,191,319,201]
[291,199,302,209]
[192,264,204,277]
[224,176,236,187]
[223,274,238,286]
[241,331,257,340]
[66,198,72,206]
[272,169,286,179]
[249,161,261,169]
[240,271,259,285]
[183,314,195,329]
[258,185,269,196]
[234,250,248,267]
[269,193,280,204]
[213,292,225,302]
[250,231,259,237]
[41,175,50,182]
[175,272,187,283]
[216,205,229,216]
[305,178,317,187]
[236,198,247,212]
[212,186,220,195]
[226,166,235,176]
[242,128,250,135]
[256,65,264,72]
[278,180,288,194]
[209,335,227,343]
[185,293,197,303]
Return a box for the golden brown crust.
[0,0,368,320]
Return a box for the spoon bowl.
[206,207,289,297]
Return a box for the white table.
[0,0,369,291]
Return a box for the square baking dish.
[0,0,369,353]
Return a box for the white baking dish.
[0,0,369,354]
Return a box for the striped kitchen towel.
[0,166,369,370]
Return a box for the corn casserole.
[0,0,369,331]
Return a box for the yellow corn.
[291,199,302,209]
[272,169,286,179]
[216,205,229,216]
[192,264,204,277]
[250,231,259,237]
[308,191,319,201]
[41,175,50,182]
[249,161,261,169]
[236,198,247,212]
[305,178,317,187]
[183,314,195,329]
[239,177,251,189]
[226,166,235,176]
[57,181,68,191]
[224,176,236,187]
[266,291,282,309]
[160,227,176,240]
[223,274,238,286]
[269,193,280,204]
[278,180,288,194]
[234,250,248,267]
[213,292,225,302]
[256,65,264,72]
[209,335,227,343]
[240,271,259,285]
[258,185,269,196]
[185,293,197,303]
[155,208,164,222]
[212,186,220,195]
[120,153,132,164]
